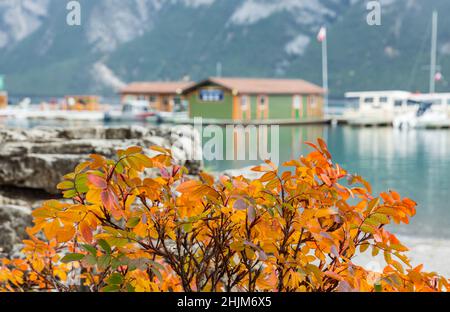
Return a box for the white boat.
[393,99,450,129]
[104,100,156,122]
[147,111,189,123]
[344,91,416,126]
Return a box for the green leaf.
[102,285,121,292]
[364,218,380,226]
[75,173,89,193]
[97,255,111,270]
[150,266,163,282]
[63,189,78,199]
[374,283,382,292]
[115,161,124,174]
[149,260,165,271]
[109,237,129,247]
[126,283,136,292]
[371,213,390,225]
[75,173,88,184]
[360,224,376,234]
[183,222,193,233]
[98,239,111,254]
[57,181,74,190]
[81,244,97,256]
[111,258,121,270]
[126,217,140,228]
[61,253,85,263]
[107,273,124,285]
[84,255,97,266]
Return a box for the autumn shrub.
[0,139,448,292]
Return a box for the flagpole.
[321,27,329,109]
[429,10,438,94]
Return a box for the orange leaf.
[79,221,93,244]
[88,174,107,189]
[177,180,201,193]
[320,174,332,186]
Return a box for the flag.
[317,26,327,42]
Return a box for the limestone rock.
[0,205,32,257]
[0,126,203,194]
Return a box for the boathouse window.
[149,96,157,103]
[447,99,450,105]
[259,95,268,108]
[241,96,249,110]
[199,89,224,102]
[380,97,388,103]
[293,95,301,109]
[364,97,374,103]
[394,100,403,107]
[310,96,317,108]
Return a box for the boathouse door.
[257,95,269,120]
[292,95,302,120]
[239,95,251,121]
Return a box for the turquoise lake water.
[3,119,450,240]
[205,125,450,240]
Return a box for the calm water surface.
[203,125,450,240]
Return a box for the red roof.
[183,77,325,95]
[120,81,193,95]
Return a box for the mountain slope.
[0,0,449,98]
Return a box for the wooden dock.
[173,117,332,126]
[417,120,450,129]
[344,117,393,127]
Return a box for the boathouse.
[64,95,100,111]
[182,77,325,121]
[0,92,7,109]
[0,75,7,109]
[120,81,193,112]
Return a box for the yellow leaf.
[361,224,376,235]
[315,208,338,218]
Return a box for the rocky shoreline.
[0,125,203,257]
[0,125,202,193]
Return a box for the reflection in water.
[331,127,450,239]
[205,125,450,239]
[205,125,327,171]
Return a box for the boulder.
[0,204,32,257]
[0,126,203,194]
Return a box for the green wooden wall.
[189,91,234,119]
[188,86,321,120]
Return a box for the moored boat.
[104,100,156,122]
[147,111,189,124]
[344,91,415,126]
[393,101,450,129]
